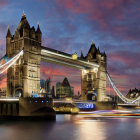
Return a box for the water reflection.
[77,121,106,140]
[0,115,139,140]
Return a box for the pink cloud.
[0,39,5,46]
[57,0,134,27]
[108,51,140,68]
[0,0,9,8]
[40,65,68,77]
[107,50,140,93]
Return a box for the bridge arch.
[87,93,97,101]
[15,88,23,97]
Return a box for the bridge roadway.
[41,46,99,69]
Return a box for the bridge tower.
[81,42,107,101]
[6,13,41,97]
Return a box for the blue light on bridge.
[75,103,95,109]
[42,101,44,103]
[34,94,38,98]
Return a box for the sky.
[0,0,140,95]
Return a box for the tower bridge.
[0,13,107,102]
[0,13,139,105]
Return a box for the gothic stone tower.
[81,42,107,101]
[6,13,41,97]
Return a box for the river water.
[0,115,140,140]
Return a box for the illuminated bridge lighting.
[75,103,95,109]
[41,49,99,68]
[41,56,85,69]
[107,72,140,104]
[53,100,72,103]
[0,50,23,74]
[0,98,19,101]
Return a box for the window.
[20,28,23,37]
[87,83,92,88]
[88,74,92,80]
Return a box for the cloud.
[0,0,140,95]
[0,0,9,8]
[57,0,133,25]
[107,50,140,93]
[56,0,140,42]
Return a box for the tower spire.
[6,26,12,38]
[91,40,95,45]
[80,50,84,58]
[36,23,41,33]
[97,47,100,54]
[21,10,26,21]
[22,10,26,17]
[103,51,106,57]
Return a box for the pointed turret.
[88,41,97,54]
[91,40,95,45]
[22,11,26,20]
[97,47,100,54]
[87,41,97,60]
[36,24,41,33]
[6,26,12,57]
[14,12,31,38]
[17,12,30,30]
[80,50,84,59]
[31,26,35,31]
[36,23,42,42]
[103,51,106,57]
[6,27,12,38]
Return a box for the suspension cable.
[0,50,23,74]
[107,72,140,104]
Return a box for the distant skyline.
[0,0,140,94]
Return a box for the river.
[0,115,139,140]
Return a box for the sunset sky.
[0,0,140,95]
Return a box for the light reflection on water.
[0,115,140,140]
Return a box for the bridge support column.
[81,42,107,101]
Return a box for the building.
[45,78,51,94]
[40,79,45,89]
[56,77,74,98]
[51,86,55,98]
[126,88,140,99]
[6,13,41,97]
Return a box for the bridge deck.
[41,46,99,69]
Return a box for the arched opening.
[15,89,23,97]
[40,62,81,99]
[87,93,97,101]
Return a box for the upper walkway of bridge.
[41,46,99,70]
